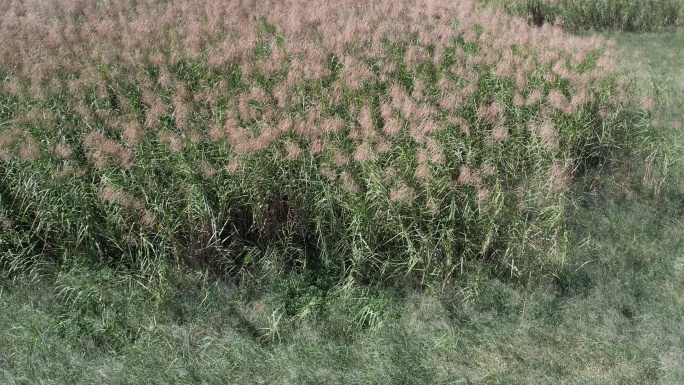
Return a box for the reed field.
[496,0,684,32]
[1,0,683,383]
[0,0,653,284]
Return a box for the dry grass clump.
[0,0,652,285]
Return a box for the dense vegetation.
[497,0,683,32]
[0,0,653,287]
[2,0,683,383]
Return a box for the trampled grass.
[2,0,684,383]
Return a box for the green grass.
[488,0,684,32]
[609,30,684,128]
[3,189,684,383]
[2,4,684,384]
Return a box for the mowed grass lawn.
[2,14,684,385]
